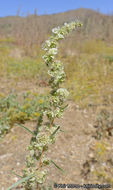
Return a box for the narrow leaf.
[59,129,65,132]
[63,104,68,109]
[16,124,34,135]
[51,160,65,174]
[10,170,22,178]
[50,126,60,138]
[6,174,34,190]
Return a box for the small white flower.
[48,48,58,55]
[57,33,64,39]
[64,23,69,27]
[52,27,60,34]
[57,88,69,97]
[45,40,51,47]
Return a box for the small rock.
[0,153,12,159]
[17,162,20,166]
[88,123,93,128]
[88,153,94,158]
[13,177,18,182]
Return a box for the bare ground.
[0,98,98,189]
[0,81,113,190]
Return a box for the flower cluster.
[22,21,82,189]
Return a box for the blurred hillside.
[0,8,113,51]
[0,8,113,108]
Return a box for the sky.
[0,0,113,17]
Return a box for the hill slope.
[0,8,113,47]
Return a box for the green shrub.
[0,92,46,138]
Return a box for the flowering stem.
[50,119,54,129]
[21,20,82,190]
[38,148,44,170]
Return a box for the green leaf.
[63,104,68,109]
[50,126,60,138]
[16,124,34,135]
[6,174,34,190]
[59,129,65,132]
[51,160,65,174]
[10,170,22,178]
